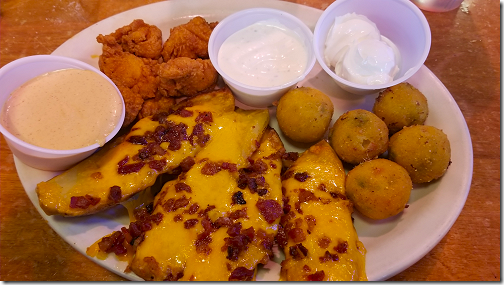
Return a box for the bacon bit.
[118,156,129,167]
[184,203,200,215]
[280,209,295,225]
[232,191,246,205]
[318,237,331,249]
[201,161,221,175]
[288,228,306,243]
[237,173,248,189]
[221,162,238,172]
[198,205,216,217]
[174,214,183,222]
[289,243,308,260]
[152,112,169,123]
[142,256,161,280]
[190,123,210,146]
[282,152,299,161]
[163,123,188,151]
[164,271,184,281]
[334,240,348,254]
[118,161,145,174]
[196,111,213,123]
[329,191,347,200]
[69,195,100,209]
[305,215,316,232]
[214,216,233,228]
[319,251,339,263]
[303,265,311,272]
[256,199,282,224]
[178,109,193,117]
[299,189,317,203]
[251,160,268,174]
[318,183,327,192]
[162,196,190,212]
[294,172,310,182]
[98,231,127,255]
[275,225,288,249]
[175,182,192,193]
[224,224,254,261]
[127,135,148,145]
[149,159,166,172]
[108,186,122,202]
[257,189,268,196]
[195,217,214,255]
[90,172,103,179]
[184,219,199,229]
[229,208,248,220]
[180,156,195,172]
[282,170,294,180]
[405,204,410,208]
[229,267,254,281]
[307,270,325,281]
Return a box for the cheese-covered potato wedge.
[131,126,285,281]
[36,88,235,217]
[278,140,367,281]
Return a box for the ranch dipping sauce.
[218,19,309,88]
[0,68,123,150]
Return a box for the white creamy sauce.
[218,19,309,88]
[0,68,122,150]
[324,13,401,85]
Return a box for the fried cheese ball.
[346,159,412,220]
[388,125,451,184]
[329,109,388,165]
[373,82,429,134]
[276,87,334,143]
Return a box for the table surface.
[0,0,500,281]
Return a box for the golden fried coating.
[329,109,389,165]
[346,158,412,220]
[388,125,451,184]
[98,19,163,59]
[373,82,429,134]
[137,93,176,120]
[161,16,218,61]
[158,57,218,97]
[97,35,160,126]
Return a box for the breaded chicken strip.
[161,16,218,61]
[99,19,163,59]
[158,57,218,97]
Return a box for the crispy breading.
[161,16,218,60]
[158,57,218,97]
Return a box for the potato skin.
[373,82,428,134]
[328,109,389,165]
[276,87,334,143]
[346,158,412,220]
[388,125,451,184]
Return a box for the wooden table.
[0,0,499,281]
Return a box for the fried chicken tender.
[161,16,218,60]
[97,18,219,128]
[158,57,218,97]
[99,19,163,59]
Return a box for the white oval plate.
[14,0,473,281]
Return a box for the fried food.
[97,19,163,59]
[373,82,429,134]
[346,158,412,220]
[36,88,236,217]
[158,57,218,97]
[329,109,389,165]
[130,117,282,281]
[279,140,367,281]
[97,18,219,128]
[388,125,451,184]
[161,16,218,61]
[276,87,334,144]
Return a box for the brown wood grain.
[0,0,499,281]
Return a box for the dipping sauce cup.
[0,55,125,171]
[209,8,316,108]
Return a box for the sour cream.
[0,68,123,150]
[218,19,309,88]
[324,13,401,85]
